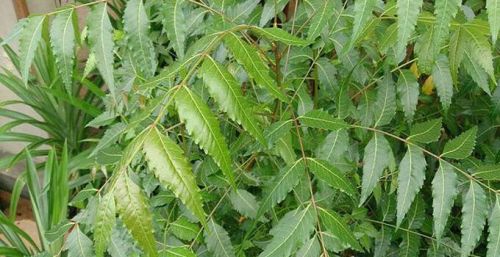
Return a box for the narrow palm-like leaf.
[360,133,393,205]
[431,161,458,240]
[162,0,187,59]
[461,181,488,257]
[124,0,157,78]
[88,3,116,99]
[396,0,423,61]
[431,55,454,110]
[143,127,205,223]
[224,32,286,102]
[397,145,427,226]
[201,57,266,145]
[441,126,477,160]
[114,175,157,257]
[50,9,75,93]
[19,16,45,85]
[174,86,234,186]
[259,206,315,257]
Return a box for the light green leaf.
[19,15,45,85]
[170,217,200,241]
[432,0,462,54]
[415,29,435,73]
[295,237,320,257]
[114,174,157,257]
[431,55,454,110]
[347,0,377,51]
[201,57,266,145]
[50,9,76,93]
[205,219,236,257]
[305,157,356,197]
[64,226,94,257]
[487,0,500,43]
[174,86,234,187]
[318,207,362,251]
[124,0,157,78]
[162,0,187,59]
[229,189,259,219]
[441,126,477,160]
[224,33,286,102]
[396,0,423,61]
[298,110,349,131]
[316,129,349,165]
[408,118,442,144]
[162,247,197,257]
[461,181,488,257]
[88,3,116,99]
[487,197,500,257]
[473,165,500,180]
[448,28,465,82]
[250,27,310,46]
[397,70,419,121]
[462,50,491,95]
[257,159,305,219]
[373,72,396,127]
[397,145,427,226]
[462,21,495,81]
[360,133,393,205]
[307,0,335,41]
[94,193,116,257]
[143,127,205,223]
[431,161,458,240]
[259,206,316,257]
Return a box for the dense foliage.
[0,0,499,256]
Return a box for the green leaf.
[462,21,495,81]
[415,29,435,73]
[432,0,462,54]
[396,145,427,226]
[162,0,187,59]
[229,189,259,219]
[174,86,234,187]
[360,133,393,205]
[448,28,465,82]
[250,27,310,46]
[431,161,458,240]
[205,219,236,257]
[170,217,200,241]
[487,197,500,257]
[399,233,420,257]
[91,122,126,156]
[258,206,316,257]
[161,247,197,257]
[396,0,423,61]
[64,226,94,257]
[259,0,288,26]
[461,181,488,257]
[224,32,287,102]
[316,129,349,165]
[347,0,377,51]
[306,0,335,41]
[305,157,356,197]
[318,207,362,251]
[19,15,45,85]
[114,174,157,257]
[473,164,500,180]
[143,127,205,223]
[487,0,500,43]
[298,110,349,131]
[373,72,396,127]
[50,9,76,93]
[88,3,116,99]
[295,237,320,257]
[397,70,419,121]
[462,50,491,95]
[257,159,305,219]
[201,57,266,145]
[94,193,116,257]
[441,126,477,160]
[124,0,157,78]
[407,118,442,144]
[431,55,454,110]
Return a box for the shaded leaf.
[318,207,362,251]
[298,110,349,131]
[205,219,236,257]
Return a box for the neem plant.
[1,0,499,256]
